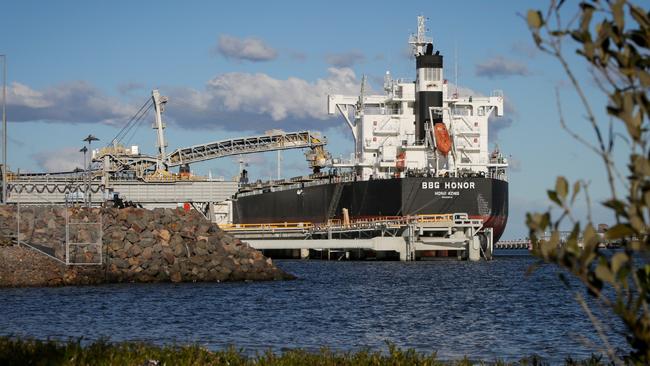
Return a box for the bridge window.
[363,104,383,115]
[452,106,472,116]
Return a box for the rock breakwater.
[0,206,293,287]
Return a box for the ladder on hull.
[327,183,344,219]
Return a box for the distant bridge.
[494,239,531,250]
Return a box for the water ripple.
[0,251,628,362]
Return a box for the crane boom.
[94,90,331,180]
[166,130,326,167]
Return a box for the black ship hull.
[232,177,509,241]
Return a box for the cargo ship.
[231,16,509,241]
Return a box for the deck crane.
[94,90,331,181]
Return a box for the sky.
[0,0,624,239]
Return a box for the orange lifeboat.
[434,123,451,156]
[396,152,406,171]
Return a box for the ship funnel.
[415,50,444,143]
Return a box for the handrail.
[219,213,465,232]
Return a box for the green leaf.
[605,223,635,240]
[556,176,568,201]
[538,231,559,259]
[612,0,625,30]
[630,5,650,29]
[547,190,561,206]
[633,155,650,176]
[566,223,581,254]
[595,263,614,284]
[630,214,645,233]
[583,224,599,252]
[527,10,543,29]
[644,191,650,208]
[532,32,543,47]
[579,3,595,33]
[571,181,581,204]
[611,252,628,275]
[602,198,627,217]
[638,70,650,88]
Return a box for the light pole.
[1,55,6,205]
[83,135,99,207]
[79,146,88,172]
[79,145,88,193]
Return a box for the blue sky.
[1,0,622,239]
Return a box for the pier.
[494,239,531,250]
[220,213,494,261]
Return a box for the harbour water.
[0,251,627,362]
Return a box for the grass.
[0,337,608,365]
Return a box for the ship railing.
[222,214,477,235]
[485,170,508,182]
[5,173,86,183]
[327,219,342,226]
[414,214,455,223]
[327,214,456,229]
[219,222,314,232]
[239,172,367,195]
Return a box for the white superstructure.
[327,16,508,181]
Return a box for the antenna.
[356,75,367,117]
[238,154,246,174]
[408,15,432,57]
[454,43,459,98]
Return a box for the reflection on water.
[0,251,628,362]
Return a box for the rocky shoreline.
[0,206,294,287]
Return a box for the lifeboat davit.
[434,123,452,155]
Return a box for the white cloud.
[166,67,360,131]
[10,82,51,108]
[8,71,515,144]
[511,41,538,59]
[325,50,365,68]
[475,56,530,78]
[7,81,135,125]
[31,147,84,172]
[216,34,278,62]
[117,82,145,95]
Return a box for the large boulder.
[0,206,294,287]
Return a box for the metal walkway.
[220,213,493,261]
[5,178,238,211]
